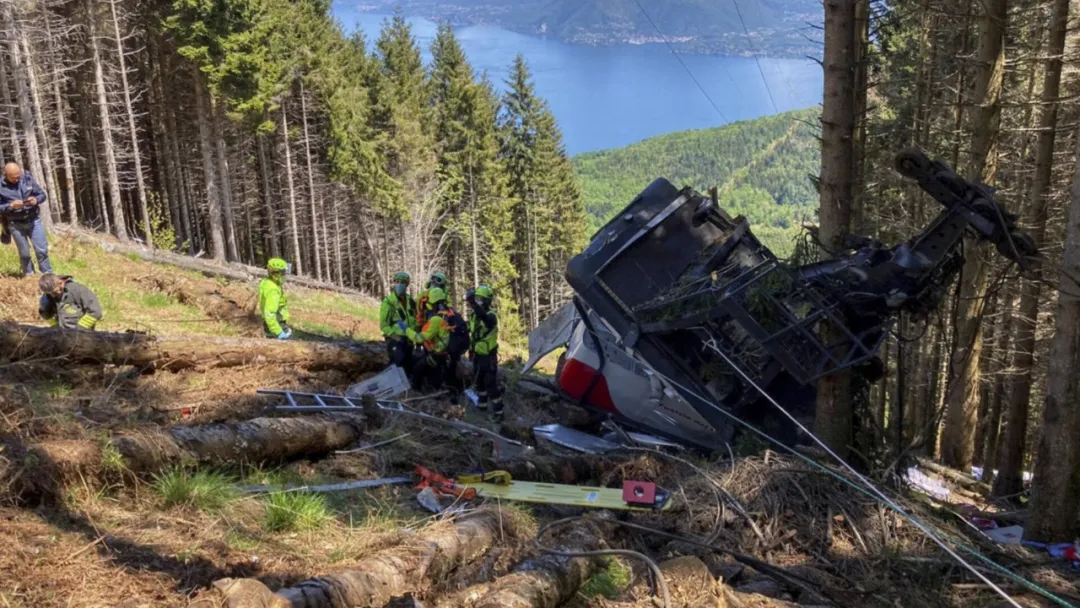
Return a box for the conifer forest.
[0,0,585,336]
[4,0,1080,604]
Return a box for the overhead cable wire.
[629,0,730,125]
[731,0,780,113]
[637,344,1033,608]
[577,314,1066,605]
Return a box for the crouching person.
[39,273,102,331]
[408,287,466,404]
[467,285,502,420]
[260,258,292,339]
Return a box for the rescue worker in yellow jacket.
[466,285,502,420]
[38,273,102,330]
[414,271,447,328]
[380,271,419,377]
[259,258,292,339]
[407,287,467,403]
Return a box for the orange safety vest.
[421,310,452,353]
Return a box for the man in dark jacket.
[39,273,103,331]
[0,162,51,276]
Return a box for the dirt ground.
[1,239,1078,607]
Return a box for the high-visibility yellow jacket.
[259,276,290,336]
[469,310,498,356]
[410,311,451,354]
[380,293,418,340]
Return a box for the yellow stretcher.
[457,479,674,512]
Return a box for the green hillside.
[572,108,820,256]
[371,0,821,56]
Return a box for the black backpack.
[443,309,470,357]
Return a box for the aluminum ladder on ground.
[256,389,369,412]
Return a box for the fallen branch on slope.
[0,323,385,373]
[19,415,364,498]
[192,510,509,608]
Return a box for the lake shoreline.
[348,8,821,60]
[335,6,823,154]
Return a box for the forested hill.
[573,108,820,253]
[362,0,822,57]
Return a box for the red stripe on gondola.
[558,357,617,413]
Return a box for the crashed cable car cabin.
[526,149,1040,451]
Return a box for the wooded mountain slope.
[573,108,819,253]
[368,0,822,56]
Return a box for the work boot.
[491,401,504,423]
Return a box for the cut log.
[21,415,364,498]
[0,323,385,373]
[437,518,607,608]
[915,457,991,494]
[192,510,506,608]
[658,556,726,608]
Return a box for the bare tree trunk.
[281,103,303,275]
[241,177,255,263]
[814,0,857,457]
[87,0,128,241]
[0,53,20,165]
[5,4,47,229]
[48,18,77,225]
[83,95,111,234]
[213,103,239,262]
[941,0,1006,471]
[107,0,150,243]
[193,74,225,260]
[1027,120,1080,542]
[981,287,1015,481]
[257,134,279,259]
[299,82,323,280]
[332,191,343,286]
[993,0,1065,497]
[20,33,58,226]
[165,102,193,254]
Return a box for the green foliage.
[498,55,587,325]
[262,491,332,532]
[580,556,632,599]
[142,292,174,308]
[153,469,238,512]
[148,192,180,251]
[573,108,820,254]
[99,441,127,473]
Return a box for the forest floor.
[0,233,1077,607]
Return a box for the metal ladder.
[256,390,368,412]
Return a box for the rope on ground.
[643,351,1062,607]
[622,445,767,547]
[536,516,672,608]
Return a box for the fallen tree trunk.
[54,223,368,296]
[437,518,607,608]
[22,415,364,497]
[915,457,991,494]
[0,323,385,372]
[192,510,507,608]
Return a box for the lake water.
[331,6,823,155]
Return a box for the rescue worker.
[407,286,466,403]
[415,271,447,328]
[380,271,419,376]
[38,273,102,331]
[259,258,292,339]
[467,285,503,420]
[0,162,51,276]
